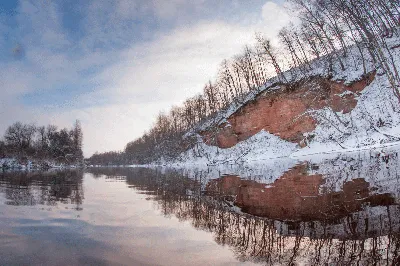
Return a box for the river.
[1,146,400,265]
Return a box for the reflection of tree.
[86,167,400,265]
[0,170,84,208]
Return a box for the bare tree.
[4,122,36,156]
[255,33,289,84]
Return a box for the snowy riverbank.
[0,158,83,171]
[165,32,400,166]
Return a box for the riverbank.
[0,158,84,171]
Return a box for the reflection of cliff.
[0,170,84,208]
[206,164,395,222]
[87,167,400,265]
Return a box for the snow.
[0,157,81,171]
[169,31,400,167]
[0,158,19,169]
[174,130,297,166]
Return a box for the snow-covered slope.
[170,33,400,166]
[174,130,297,165]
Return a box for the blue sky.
[0,0,292,156]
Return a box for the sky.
[0,0,293,157]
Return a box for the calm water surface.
[1,147,400,265]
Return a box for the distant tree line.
[89,151,127,166]
[89,0,400,165]
[0,120,83,164]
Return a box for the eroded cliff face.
[201,72,376,148]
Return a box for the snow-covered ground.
[170,32,400,166]
[174,130,297,166]
[0,157,81,171]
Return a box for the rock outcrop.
[201,72,376,148]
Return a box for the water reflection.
[0,170,84,208]
[206,164,395,222]
[0,147,399,265]
[87,148,400,265]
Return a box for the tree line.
[89,0,400,165]
[0,120,84,164]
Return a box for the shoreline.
[87,141,400,168]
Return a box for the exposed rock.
[201,72,376,148]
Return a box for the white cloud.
[18,0,71,49]
[261,1,291,27]
[151,0,207,19]
[49,102,164,155]
[93,21,257,102]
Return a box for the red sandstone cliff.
[200,72,376,149]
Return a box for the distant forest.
[0,120,83,164]
[89,0,400,165]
